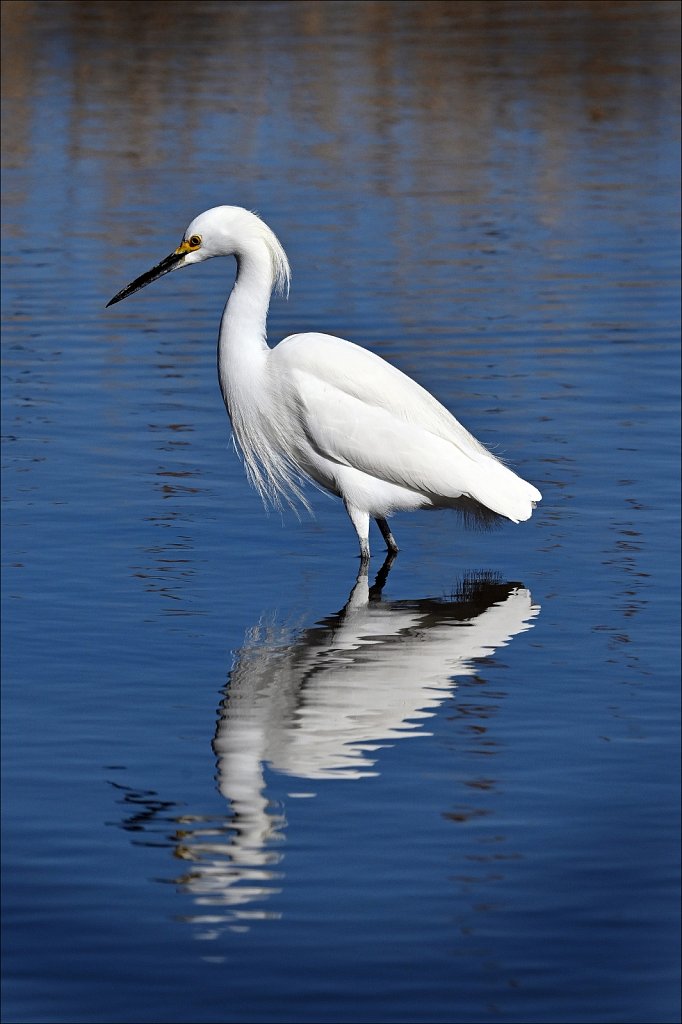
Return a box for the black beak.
[106,250,186,307]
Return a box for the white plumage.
[108,205,541,560]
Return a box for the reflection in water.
[214,562,539,785]
[111,564,539,936]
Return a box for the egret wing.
[276,333,489,457]
[274,334,540,521]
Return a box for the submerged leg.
[344,501,371,563]
[375,516,399,555]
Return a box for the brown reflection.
[3,2,677,222]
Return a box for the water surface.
[2,3,680,1022]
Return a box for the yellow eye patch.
[174,234,202,255]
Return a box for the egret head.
[106,206,289,307]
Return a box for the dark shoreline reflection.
[110,562,539,935]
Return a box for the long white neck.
[216,233,301,510]
[217,238,275,414]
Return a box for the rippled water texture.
[2,2,680,1022]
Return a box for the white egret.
[107,206,541,561]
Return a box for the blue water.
[2,2,680,1022]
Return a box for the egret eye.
[189,234,202,248]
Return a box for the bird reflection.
[109,561,539,935]
[167,559,540,934]
[215,559,539,785]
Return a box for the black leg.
[375,517,399,555]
